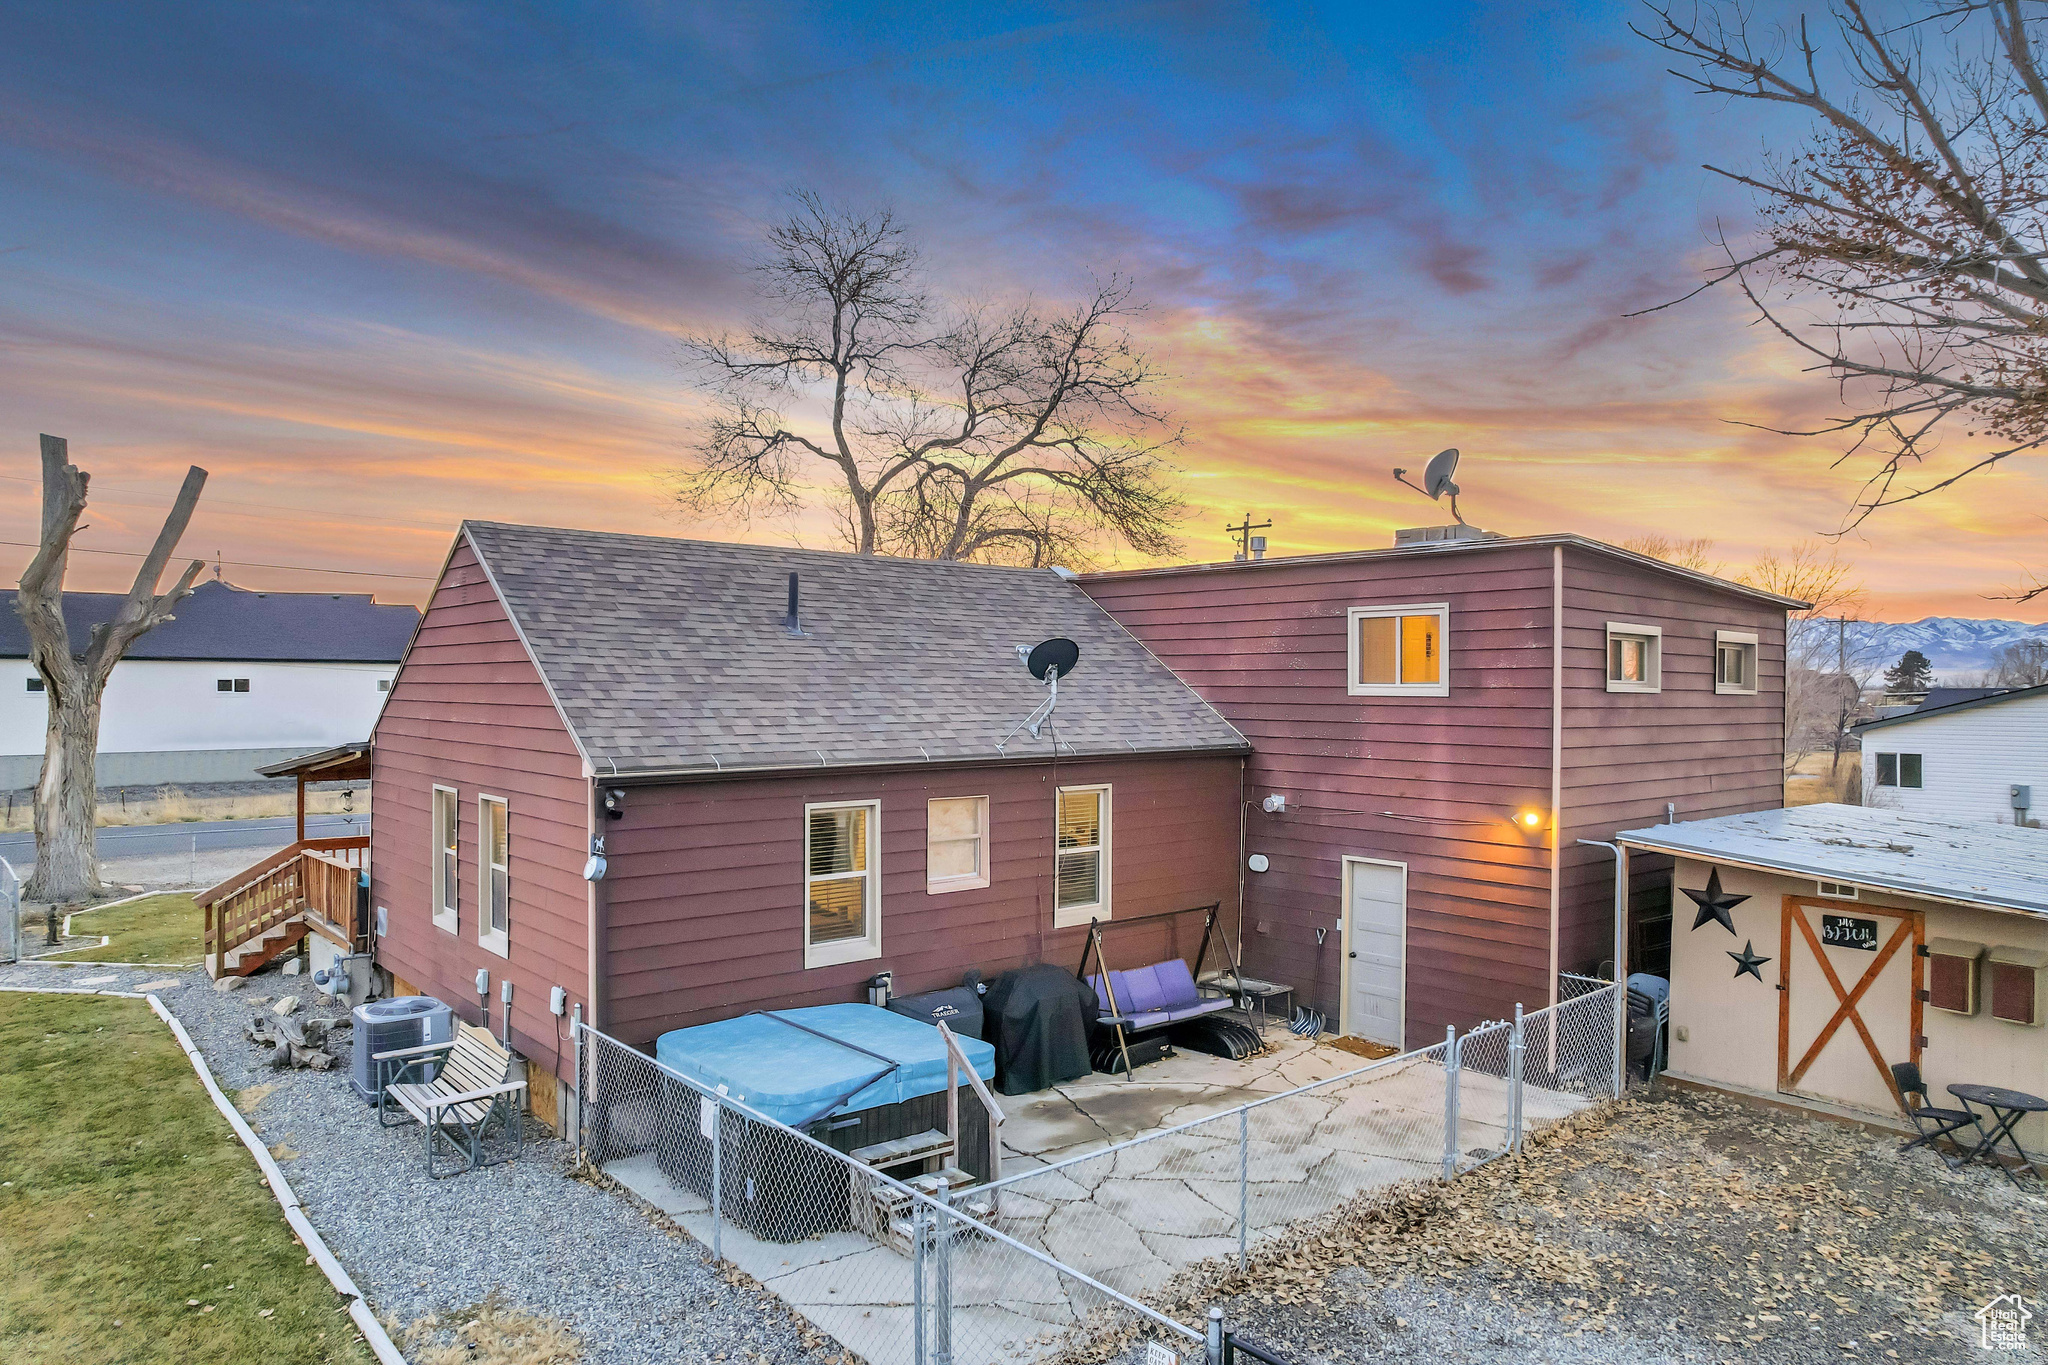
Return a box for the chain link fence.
[570,984,1622,1363]
[573,1020,1203,1365]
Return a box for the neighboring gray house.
[1,579,418,788]
[1854,682,2048,826]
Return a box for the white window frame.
[926,795,990,894]
[1345,602,1451,698]
[1053,784,1112,929]
[1605,621,1663,693]
[1715,629,1759,696]
[803,799,883,969]
[1817,880,1859,900]
[431,784,459,934]
[477,794,509,958]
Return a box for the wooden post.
[295,774,307,844]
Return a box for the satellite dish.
[1026,638,1080,681]
[1422,448,1460,499]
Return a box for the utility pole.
[1225,514,1272,562]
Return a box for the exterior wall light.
[1516,808,1545,830]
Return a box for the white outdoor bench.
[375,1022,527,1178]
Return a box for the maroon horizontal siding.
[370,537,591,1078]
[599,755,1243,1045]
[1085,540,1789,1044]
[1084,545,1559,1044]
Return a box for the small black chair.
[1892,1062,1978,1169]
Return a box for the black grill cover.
[886,979,985,1040]
[984,963,1099,1095]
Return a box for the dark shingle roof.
[0,580,417,663]
[459,521,1248,777]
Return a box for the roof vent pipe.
[784,572,802,635]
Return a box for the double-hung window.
[431,785,458,932]
[1606,622,1662,693]
[1054,785,1110,927]
[927,796,989,893]
[478,795,509,957]
[1874,752,1923,789]
[1715,630,1758,695]
[805,800,882,967]
[1346,603,1449,697]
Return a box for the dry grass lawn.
[44,894,204,966]
[0,992,370,1365]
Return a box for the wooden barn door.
[1777,896,1924,1116]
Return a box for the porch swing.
[1074,904,1264,1077]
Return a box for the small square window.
[377,678,392,691]
[1346,604,1449,697]
[217,678,234,692]
[234,678,250,693]
[928,796,990,893]
[25,676,43,692]
[1605,622,1663,693]
[1715,631,1758,695]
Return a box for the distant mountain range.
[1793,617,2048,680]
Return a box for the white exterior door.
[1342,857,1406,1048]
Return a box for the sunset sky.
[2,2,2043,620]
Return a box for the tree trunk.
[28,686,102,901]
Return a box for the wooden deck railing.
[198,835,369,972]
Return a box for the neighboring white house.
[0,579,417,788]
[1854,683,2048,826]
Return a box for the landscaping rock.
[282,959,302,976]
[271,996,299,1017]
[212,975,245,993]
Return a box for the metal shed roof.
[1617,803,2048,918]
[460,521,1250,778]
[0,580,418,663]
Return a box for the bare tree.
[1993,635,2048,683]
[1640,1,2048,596]
[1619,533,1725,574]
[1736,539,1874,784]
[17,436,206,901]
[677,192,1186,567]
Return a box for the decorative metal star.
[1681,867,1748,935]
[1728,940,1771,981]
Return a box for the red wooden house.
[340,520,1795,1127]
[364,522,1248,1126]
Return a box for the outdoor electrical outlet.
[549,986,567,1016]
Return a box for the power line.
[0,539,435,581]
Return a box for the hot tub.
[652,1004,997,1241]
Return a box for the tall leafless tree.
[17,436,206,901]
[676,192,1186,567]
[1640,1,2048,598]
[1993,635,2048,682]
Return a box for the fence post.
[1508,1004,1525,1156]
[1237,1106,1249,1273]
[933,1180,953,1365]
[1207,1305,1225,1365]
[710,1099,723,1263]
[571,1007,585,1165]
[913,1198,928,1365]
[1441,1025,1461,1181]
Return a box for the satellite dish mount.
[1391,448,1466,526]
[999,638,1080,748]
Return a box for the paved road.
[0,812,370,870]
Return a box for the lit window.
[431,785,458,933]
[805,801,881,967]
[1715,630,1758,696]
[478,795,509,957]
[1605,622,1662,693]
[1346,603,1449,697]
[927,796,989,893]
[1054,785,1111,927]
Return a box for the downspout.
[1576,838,1629,1100]
[587,776,606,1032]
[1236,756,1248,980]
[1549,546,1564,1008]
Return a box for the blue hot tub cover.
[655,1002,997,1128]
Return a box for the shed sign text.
[1820,914,1880,951]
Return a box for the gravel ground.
[1139,1085,2048,1365]
[0,957,841,1365]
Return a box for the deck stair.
[849,1129,994,1251]
[197,835,369,979]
